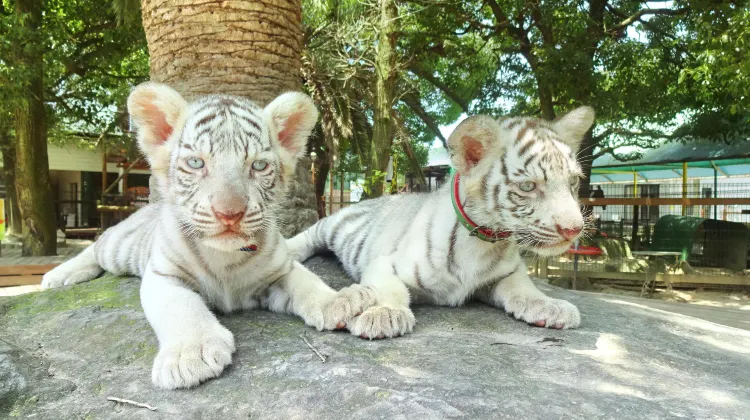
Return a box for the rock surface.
[1,256,749,419]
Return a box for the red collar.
[451,173,512,242]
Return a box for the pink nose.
[556,225,582,240]
[212,207,246,226]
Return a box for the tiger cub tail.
[287,216,335,262]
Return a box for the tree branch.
[392,110,427,186]
[608,7,689,34]
[408,64,469,113]
[400,92,448,149]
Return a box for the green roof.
[591,140,750,182]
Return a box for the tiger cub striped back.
[288,107,595,340]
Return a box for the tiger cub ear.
[552,106,595,153]
[263,92,319,176]
[127,82,188,172]
[447,115,503,173]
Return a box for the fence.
[543,182,750,287]
[321,172,446,217]
[53,186,151,236]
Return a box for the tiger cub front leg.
[42,245,103,289]
[481,264,581,329]
[348,257,416,340]
[141,269,236,389]
[265,261,377,331]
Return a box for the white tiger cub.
[288,107,595,339]
[42,82,376,388]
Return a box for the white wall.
[0,144,151,175]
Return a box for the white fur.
[288,108,595,339]
[43,83,375,389]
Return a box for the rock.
[1,256,749,419]
[549,276,594,291]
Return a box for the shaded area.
[1,257,749,419]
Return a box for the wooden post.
[392,156,397,193]
[632,171,639,249]
[122,166,129,195]
[682,161,688,216]
[101,150,107,198]
[328,162,334,216]
[539,257,548,279]
[339,171,344,212]
[713,166,718,220]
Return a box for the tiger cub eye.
[252,160,269,171]
[518,181,536,192]
[187,157,205,169]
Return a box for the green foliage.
[0,0,148,145]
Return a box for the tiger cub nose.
[212,207,246,226]
[556,225,582,240]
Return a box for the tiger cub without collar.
[42,82,376,388]
[288,107,594,339]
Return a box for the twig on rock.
[107,396,157,411]
[300,333,327,363]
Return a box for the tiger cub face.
[127,82,318,251]
[447,107,595,256]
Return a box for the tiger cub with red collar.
[288,107,594,339]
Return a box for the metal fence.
[541,182,750,287]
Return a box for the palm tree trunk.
[141,0,303,104]
[141,0,318,235]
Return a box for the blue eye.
[186,158,204,169]
[518,181,536,192]
[252,160,268,171]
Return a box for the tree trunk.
[315,159,330,219]
[366,0,398,198]
[141,0,318,236]
[13,0,57,256]
[0,131,23,235]
[141,0,303,104]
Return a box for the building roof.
[591,140,750,183]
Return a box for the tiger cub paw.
[317,285,378,331]
[151,325,236,389]
[349,305,415,339]
[503,295,581,329]
[41,266,101,289]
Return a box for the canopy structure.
[591,140,750,183]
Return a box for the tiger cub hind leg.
[347,257,416,340]
[264,262,378,331]
[478,265,581,329]
[41,245,103,289]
